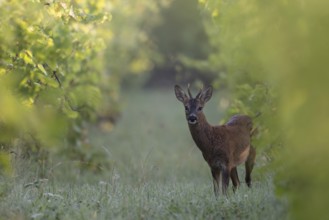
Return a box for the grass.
[0,89,288,219]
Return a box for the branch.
[53,71,62,88]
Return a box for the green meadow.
[0,90,287,219]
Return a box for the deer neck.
[188,113,213,153]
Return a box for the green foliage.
[197,0,280,158]
[0,0,112,173]
[199,0,329,219]
[103,0,169,85]
[152,0,209,60]
[147,0,212,85]
[95,0,170,122]
[0,0,175,175]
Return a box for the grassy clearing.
[0,89,288,219]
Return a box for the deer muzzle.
[187,114,198,125]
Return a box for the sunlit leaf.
[69,6,77,20]
[37,64,48,76]
[20,50,34,65]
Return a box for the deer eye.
[198,106,203,111]
[185,106,189,111]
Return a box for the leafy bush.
[197,0,280,158]
[0,0,111,174]
[198,0,329,219]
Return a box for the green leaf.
[37,64,48,76]
[63,102,79,119]
[20,50,34,65]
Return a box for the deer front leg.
[221,166,230,195]
[211,167,221,197]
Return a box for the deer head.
[175,84,213,125]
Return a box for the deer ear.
[174,85,188,103]
[200,86,213,103]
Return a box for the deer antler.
[187,83,193,98]
[195,84,204,99]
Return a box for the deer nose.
[187,114,198,124]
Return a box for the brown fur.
[175,85,256,196]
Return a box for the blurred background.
[0,0,328,219]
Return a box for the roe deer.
[174,84,256,197]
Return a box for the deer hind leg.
[245,145,256,187]
[211,167,221,197]
[230,167,240,192]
